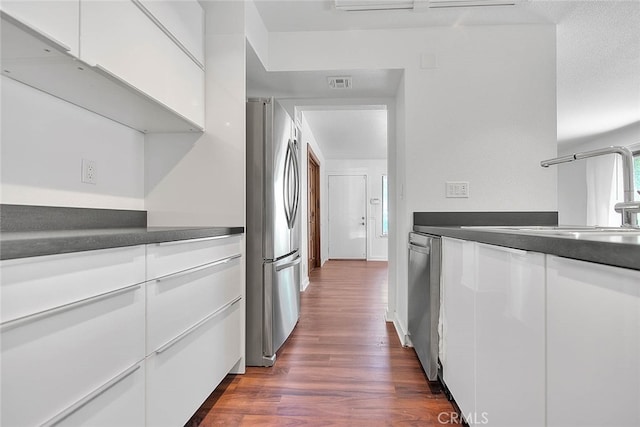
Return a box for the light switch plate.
[446,181,469,198]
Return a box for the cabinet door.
[0,0,79,56]
[441,237,477,418]
[147,298,243,427]
[80,0,204,128]
[137,0,204,66]
[475,243,545,427]
[547,256,640,427]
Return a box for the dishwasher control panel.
[409,232,433,247]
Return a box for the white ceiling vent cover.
[427,0,517,8]
[328,76,352,89]
[335,0,414,11]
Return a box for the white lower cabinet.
[146,253,242,354]
[146,298,242,427]
[441,238,545,426]
[52,362,146,427]
[546,256,640,427]
[441,237,477,419]
[475,243,545,427]
[145,235,244,426]
[146,235,242,281]
[1,234,244,427]
[0,249,146,427]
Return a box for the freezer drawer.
[263,253,301,364]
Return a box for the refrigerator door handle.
[290,138,300,228]
[275,255,301,272]
[283,140,293,228]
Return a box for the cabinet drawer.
[43,363,145,427]
[147,298,243,427]
[1,284,145,427]
[80,0,204,127]
[146,235,242,280]
[0,245,145,323]
[136,0,204,66]
[146,253,242,353]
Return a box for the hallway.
[187,260,454,426]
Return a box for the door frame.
[307,144,321,271]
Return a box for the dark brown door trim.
[308,144,321,272]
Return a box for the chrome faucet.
[540,146,638,228]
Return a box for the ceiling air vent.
[335,0,414,11]
[328,76,352,89]
[334,0,517,11]
[427,0,517,8]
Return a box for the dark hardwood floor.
[187,260,454,426]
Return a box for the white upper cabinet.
[0,0,205,133]
[136,0,204,67]
[0,0,79,57]
[80,0,205,129]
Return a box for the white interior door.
[328,175,367,259]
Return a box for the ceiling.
[248,0,640,158]
[304,109,388,159]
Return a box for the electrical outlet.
[446,181,469,198]
[82,159,96,184]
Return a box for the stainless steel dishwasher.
[408,232,441,381]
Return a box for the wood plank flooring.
[186,260,454,426]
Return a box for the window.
[382,175,388,236]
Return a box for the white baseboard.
[229,357,245,374]
[367,257,388,262]
[301,276,310,292]
[391,311,412,348]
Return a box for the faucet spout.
[540,146,637,227]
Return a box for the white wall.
[388,79,404,326]
[557,121,640,225]
[244,0,268,70]
[325,159,388,262]
[145,1,245,227]
[0,76,144,210]
[267,25,557,343]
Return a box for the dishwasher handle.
[408,243,431,255]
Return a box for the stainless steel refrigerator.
[246,98,301,367]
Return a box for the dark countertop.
[0,226,244,260]
[413,225,640,271]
